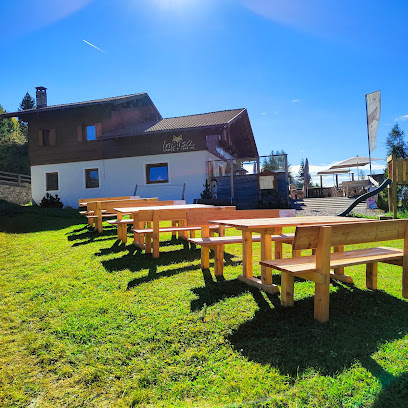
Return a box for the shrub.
[40,193,63,208]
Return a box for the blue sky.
[1,0,408,185]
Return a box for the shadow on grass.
[190,271,273,311]
[101,242,202,273]
[371,371,408,407]
[127,263,203,290]
[67,226,119,242]
[225,283,408,379]
[0,201,84,233]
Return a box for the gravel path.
[294,207,385,218]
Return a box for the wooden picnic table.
[113,204,214,242]
[114,203,211,215]
[208,215,375,293]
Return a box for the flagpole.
[365,93,373,178]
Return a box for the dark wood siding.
[27,96,162,166]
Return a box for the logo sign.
[366,91,381,152]
[163,134,195,152]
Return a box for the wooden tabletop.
[114,204,212,214]
[208,215,372,230]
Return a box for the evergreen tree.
[17,92,35,142]
[19,92,36,111]
[262,149,293,181]
[386,123,408,159]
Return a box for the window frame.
[38,128,56,146]
[85,168,100,189]
[45,172,59,191]
[145,163,169,184]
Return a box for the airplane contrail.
[83,40,106,53]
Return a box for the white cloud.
[261,112,267,115]
[395,115,408,121]
[292,99,300,103]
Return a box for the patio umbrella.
[317,168,351,175]
[317,168,351,188]
[330,156,382,180]
[330,156,382,169]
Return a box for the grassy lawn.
[1,204,408,407]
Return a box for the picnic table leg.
[313,227,331,323]
[331,245,353,283]
[96,202,103,233]
[132,213,145,249]
[201,226,210,269]
[242,230,253,278]
[274,227,283,260]
[145,233,152,253]
[116,213,124,243]
[261,233,272,285]
[333,245,344,275]
[178,219,187,240]
[172,221,177,239]
[152,212,160,258]
[121,223,128,244]
[366,262,378,290]
[214,226,225,276]
[280,248,299,307]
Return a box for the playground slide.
[338,179,391,217]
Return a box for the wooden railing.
[0,170,31,186]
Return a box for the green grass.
[1,205,408,407]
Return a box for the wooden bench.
[187,209,296,277]
[260,219,408,323]
[87,197,161,232]
[79,196,140,225]
[106,200,187,241]
[78,196,137,207]
[131,206,235,258]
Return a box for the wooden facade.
[5,93,258,167]
[0,91,259,206]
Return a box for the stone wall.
[0,183,32,205]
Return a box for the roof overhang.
[0,92,162,120]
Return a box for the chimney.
[35,86,47,108]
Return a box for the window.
[46,172,58,191]
[38,129,56,146]
[86,125,96,141]
[146,163,168,184]
[43,130,51,146]
[85,168,99,188]
[77,123,102,142]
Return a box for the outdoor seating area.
[75,195,408,323]
[2,194,408,406]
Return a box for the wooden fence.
[0,170,31,186]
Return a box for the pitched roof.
[102,108,246,138]
[0,92,158,118]
[146,108,245,132]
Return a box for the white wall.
[31,151,217,207]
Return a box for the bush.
[40,193,63,208]
[200,180,212,199]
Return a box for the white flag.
[366,91,381,151]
